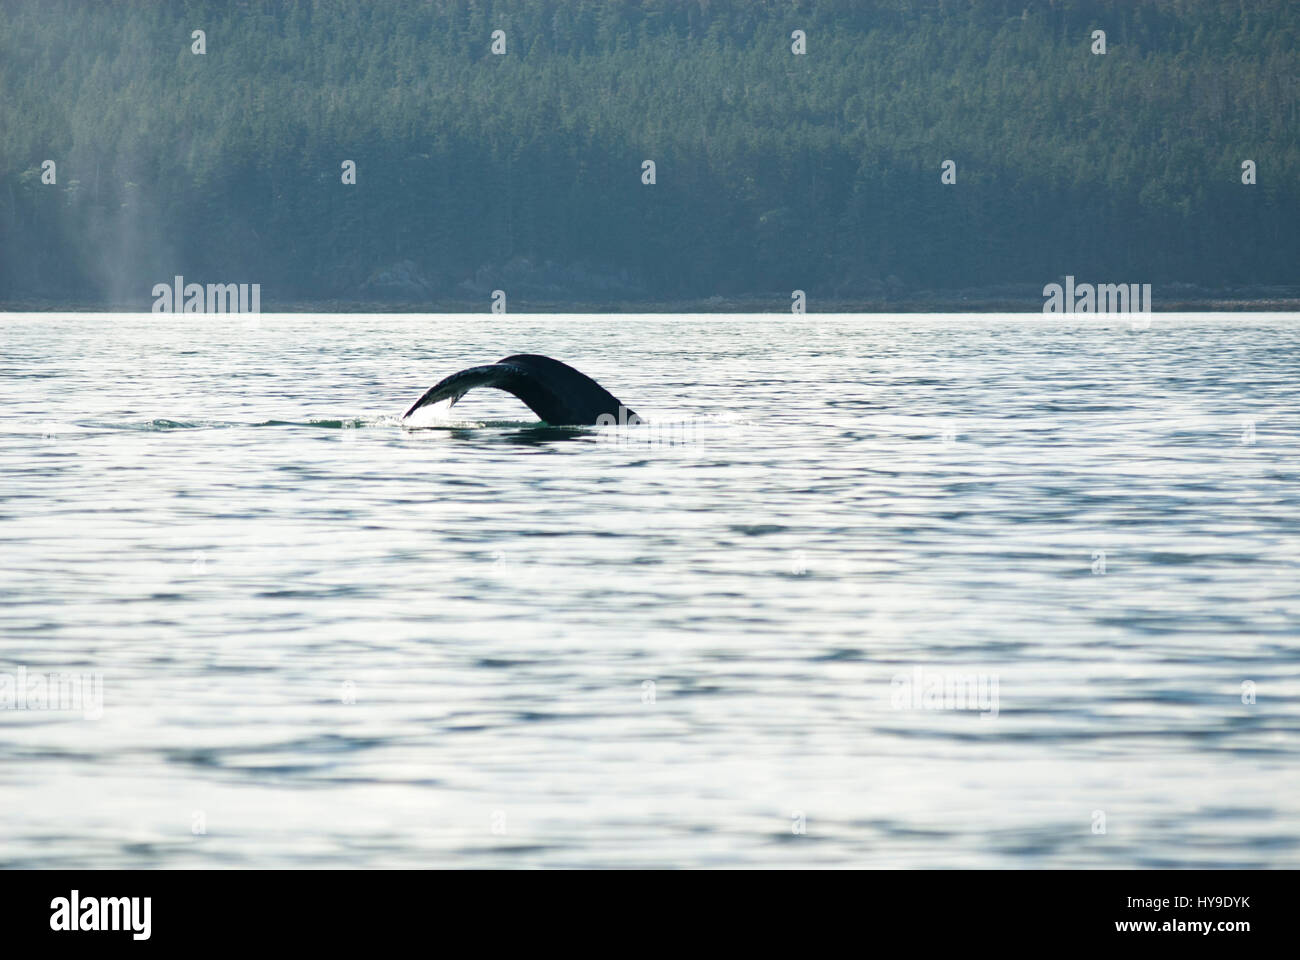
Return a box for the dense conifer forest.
[1,0,1296,307]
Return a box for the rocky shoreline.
[5,294,1299,313]
[7,260,1297,313]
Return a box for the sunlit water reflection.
[1,313,1298,867]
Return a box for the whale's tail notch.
[403,354,639,426]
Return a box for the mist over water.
[2,313,1298,868]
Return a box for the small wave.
[82,418,225,431]
[73,417,401,432]
[402,418,559,431]
[254,418,395,429]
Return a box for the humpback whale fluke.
[403,354,640,426]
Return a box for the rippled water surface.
[2,312,1299,868]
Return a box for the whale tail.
[403,354,639,426]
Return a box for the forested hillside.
[1,0,1296,307]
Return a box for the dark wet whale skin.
[403,354,640,426]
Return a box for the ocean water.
[1,312,1298,869]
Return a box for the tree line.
[1,0,1296,306]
